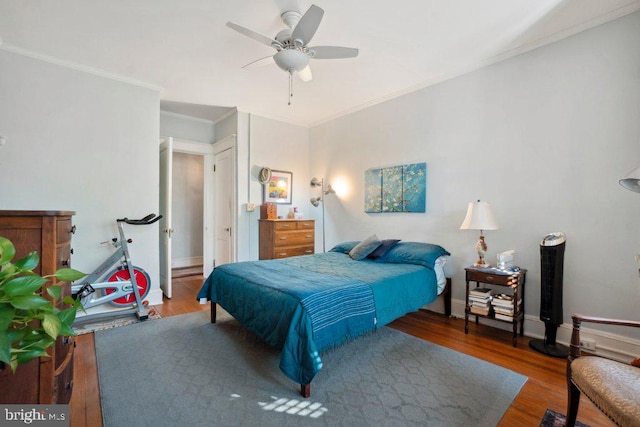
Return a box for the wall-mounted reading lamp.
[310,177,336,252]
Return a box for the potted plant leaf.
[0,236,85,373]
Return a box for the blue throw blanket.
[197,252,438,385]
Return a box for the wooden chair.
[567,313,640,427]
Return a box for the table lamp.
[460,200,499,268]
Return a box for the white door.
[159,137,173,298]
[214,148,233,266]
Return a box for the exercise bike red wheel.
[104,266,151,307]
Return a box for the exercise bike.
[72,214,162,322]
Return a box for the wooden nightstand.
[464,266,527,347]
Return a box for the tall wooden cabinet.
[259,219,315,259]
[0,210,76,404]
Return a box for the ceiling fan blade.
[291,4,324,46]
[242,55,275,70]
[227,21,281,49]
[308,46,359,59]
[297,65,313,82]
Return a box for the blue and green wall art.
[364,162,426,213]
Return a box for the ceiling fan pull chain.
[288,71,293,106]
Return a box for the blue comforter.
[196,252,438,385]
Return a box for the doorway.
[159,137,216,298]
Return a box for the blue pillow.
[367,239,401,259]
[349,235,381,260]
[329,241,360,254]
[376,241,450,268]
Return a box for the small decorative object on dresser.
[259,219,315,259]
[260,202,277,220]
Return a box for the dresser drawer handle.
[485,275,495,282]
[66,380,73,390]
[70,248,74,255]
[279,236,287,240]
[281,224,291,228]
[304,250,313,253]
[69,225,76,234]
[62,259,70,267]
[278,253,288,256]
[305,235,312,238]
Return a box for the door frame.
[212,134,238,272]
[159,137,216,282]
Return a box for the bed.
[196,240,451,397]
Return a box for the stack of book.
[468,287,493,316]
[491,293,522,321]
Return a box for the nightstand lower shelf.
[464,266,527,347]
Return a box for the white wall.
[247,115,311,260]
[0,50,162,305]
[310,12,640,346]
[171,152,204,265]
[222,113,310,261]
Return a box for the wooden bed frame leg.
[211,302,217,324]
[300,384,310,398]
[444,277,452,317]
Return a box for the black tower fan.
[529,232,568,358]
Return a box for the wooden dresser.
[0,210,76,404]
[259,219,315,259]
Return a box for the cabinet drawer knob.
[66,380,73,390]
[69,225,76,234]
[70,248,74,255]
[62,259,70,267]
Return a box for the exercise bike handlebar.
[117,214,163,225]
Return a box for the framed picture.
[364,162,426,213]
[263,170,292,204]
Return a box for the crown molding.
[160,109,215,125]
[0,43,163,93]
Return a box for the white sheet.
[435,256,448,294]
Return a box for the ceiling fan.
[227,4,359,103]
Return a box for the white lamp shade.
[620,165,640,193]
[460,201,499,231]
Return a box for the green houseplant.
[0,236,85,372]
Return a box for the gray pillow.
[349,234,381,260]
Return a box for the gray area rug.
[95,309,527,426]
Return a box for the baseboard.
[171,256,203,269]
[449,298,640,363]
[146,288,164,306]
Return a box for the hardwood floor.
[69,276,614,427]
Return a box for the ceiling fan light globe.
[274,49,309,72]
